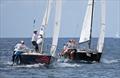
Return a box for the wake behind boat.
[12,0,62,65]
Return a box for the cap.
[20,40,24,44]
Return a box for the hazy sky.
[0,0,120,38]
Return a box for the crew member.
[60,39,77,59]
[37,34,43,53]
[12,40,28,63]
[31,30,39,52]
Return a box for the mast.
[97,0,106,53]
[88,0,94,49]
[50,0,62,57]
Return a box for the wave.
[2,61,46,68]
[13,63,45,68]
[4,58,120,69]
[101,58,120,64]
[53,62,81,68]
[2,60,81,68]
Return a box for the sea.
[0,38,120,78]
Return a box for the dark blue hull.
[60,50,102,63]
[74,52,102,63]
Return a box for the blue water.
[0,38,120,78]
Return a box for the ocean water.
[0,38,120,78]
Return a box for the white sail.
[37,0,52,53]
[39,0,53,35]
[50,0,62,57]
[115,26,120,38]
[116,33,120,38]
[97,0,106,53]
[79,0,93,43]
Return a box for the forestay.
[50,0,62,57]
[97,0,106,53]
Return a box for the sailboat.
[60,0,106,63]
[115,32,120,38]
[12,0,62,65]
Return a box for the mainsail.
[37,0,52,53]
[79,0,94,44]
[50,0,62,57]
[97,0,106,53]
[39,0,53,35]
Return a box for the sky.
[0,0,120,38]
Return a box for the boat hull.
[60,50,102,63]
[13,53,55,65]
[74,52,102,63]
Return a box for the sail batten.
[97,0,106,53]
[50,0,62,57]
[79,0,94,44]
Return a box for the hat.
[20,40,24,44]
[33,29,37,34]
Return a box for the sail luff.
[50,0,62,57]
[97,0,106,53]
[79,0,94,45]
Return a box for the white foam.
[6,61,13,65]
[13,63,45,68]
[102,58,120,64]
[54,62,81,68]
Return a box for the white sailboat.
[60,0,106,63]
[12,0,62,65]
[115,27,120,38]
[115,33,120,38]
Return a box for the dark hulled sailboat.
[60,0,106,63]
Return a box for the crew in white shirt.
[37,34,43,53]
[12,40,29,63]
[31,30,39,52]
[14,41,28,52]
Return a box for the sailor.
[60,39,77,59]
[31,30,39,52]
[14,40,28,52]
[12,40,28,63]
[37,34,43,53]
[60,40,72,57]
[69,39,77,60]
[70,39,77,49]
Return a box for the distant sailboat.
[60,0,106,63]
[12,0,62,65]
[115,32,120,38]
[115,20,120,38]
